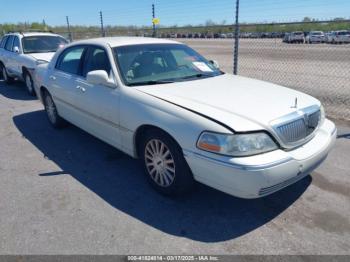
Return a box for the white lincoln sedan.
[34,37,337,198]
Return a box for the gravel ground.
[0,80,350,255]
[180,39,350,121]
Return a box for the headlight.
[197,131,278,157]
[36,59,48,66]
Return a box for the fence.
[232,21,350,121]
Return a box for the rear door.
[48,45,87,122]
[3,35,14,73]
[8,36,22,76]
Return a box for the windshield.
[311,31,323,35]
[113,44,223,86]
[22,36,68,54]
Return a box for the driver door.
[71,45,121,149]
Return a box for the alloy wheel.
[144,139,176,187]
[25,74,33,93]
[2,67,8,81]
[45,95,57,124]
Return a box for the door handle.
[76,86,86,92]
[49,75,56,80]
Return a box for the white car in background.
[288,31,305,43]
[305,31,325,43]
[0,32,68,95]
[34,37,336,199]
[327,30,350,44]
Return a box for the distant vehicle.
[226,33,234,38]
[325,32,333,42]
[305,31,325,44]
[250,32,260,39]
[240,32,251,38]
[0,32,68,95]
[206,33,213,39]
[271,32,282,38]
[220,33,227,38]
[200,33,206,38]
[327,30,350,44]
[282,33,290,43]
[213,33,220,39]
[194,33,200,38]
[288,31,305,43]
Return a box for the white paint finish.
[34,37,336,198]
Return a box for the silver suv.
[0,32,67,95]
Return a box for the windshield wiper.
[128,80,175,86]
[178,73,214,81]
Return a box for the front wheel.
[43,91,67,128]
[0,64,14,84]
[140,130,194,196]
[24,72,35,96]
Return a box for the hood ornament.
[291,97,298,109]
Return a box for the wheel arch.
[133,124,182,159]
[22,66,29,78]
[39,85,50,102]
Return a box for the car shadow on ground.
[0,80,36,101]
[13,110,311,243]
[337,133,350,139]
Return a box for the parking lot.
[181,39,350,121]
[1,76,350,254]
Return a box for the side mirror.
[209,60,220,69]
[86,70,116,88]
[13,46,20,53]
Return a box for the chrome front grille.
[271,105,321,147]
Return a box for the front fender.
[119,87,231,158]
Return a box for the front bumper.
[184,119,337,199]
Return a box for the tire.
[24,71,36,96]
[42,90,67,128]
[140,129,194,196]
[0,63,14,84]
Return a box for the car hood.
[134,74,320,132]
[28,52,55,62]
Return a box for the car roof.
[5,32,62,37]
[72,37,182,48]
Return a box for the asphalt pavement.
[0,80,350,254]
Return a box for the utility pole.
[42,19,47,31]
[233,0,240,75]
[66,16,73,42]
[100,11,106,37]
[152,3,156,37]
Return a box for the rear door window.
[56,46,85,75]
[4,36,14,51]
[0,36,8,48]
